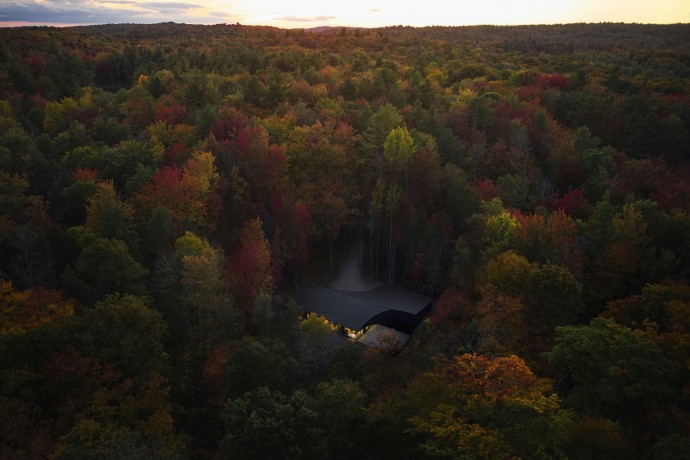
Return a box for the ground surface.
[329,249,381,292]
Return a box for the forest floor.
[329,247,381,292]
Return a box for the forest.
[0,21,689,459]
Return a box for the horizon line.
[1,20,689,30]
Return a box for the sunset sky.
[0,0,687,28]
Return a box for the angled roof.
[347,285,432,315]
[296,285,432,332]
[297,286,386,331]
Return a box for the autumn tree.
[0,279,74,334]
[226,218,273,323]
[134,151,219,232]
[85,180,139,253]
[405,353,572,459]
[175,231,243,346]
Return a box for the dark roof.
[296,285,433,332]
[346,285,433,315]
[297,286,386,331]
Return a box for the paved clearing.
[329,249,381,292]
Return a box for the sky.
[0,0,687,28]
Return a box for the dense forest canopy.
[1,22,690,459]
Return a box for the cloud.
[106,1,204,13]
[274,15,337,22]
[0,0,211,25]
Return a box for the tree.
[223,337,298,398]
[175,231,242,346]
[59,173,100,226]
[316,379,367,457]
[53,295,184,458]
[442,164,481,231]
[61,227,148,305]
[603,281,690,334]
[406,353,570,459]
[547,317,676,421]
[284,120,356,273]
[383,126,416,189]
[528,263,583,337]
[516,210,583,274]
[79,294,170,380]
[227,218,273,323]
[359,103,403,180]
[583,200,654,308]
[302,181,349,274]
[429,287,473,331]
[134,151,219,232]
[478,249,583,355]
[0,279,74,334]
[101,140,164,192]
[243,75,266,106]
[385,182,401,284]
[476,291,528,355]
[264,70,291,107]
[0,291,184,459]
[6,223,55,290]
[142,204,175,261]
[482,210,520,258]
[232,126,287,212]
[56,420,159,460]
[298,314,342,378]
[85,181,138,253]
[219,387,326,459]
[484,250,534,295]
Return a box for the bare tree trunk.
[375,222,380,282]
[370,226,374,281]
[388,214,393,285]
[360,226,364,273]
[329,240,334,274]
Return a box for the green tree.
[265,70,291,107]
[316,379,367,457]
[85,181,139,253]
[80,294,169,379]
[383,125,416,189]
[547,317,676,420]
[483,210,520,258]
[61,227,148,305]
[143,204,174,261]
[244,75,266,106]
[359,103,403,180]
[219,387,326,459]
[176,231,242,346]
[529,263,583,332]
[298,314,342,378]
[223,337,298,398]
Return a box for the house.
[296,284,433,348]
